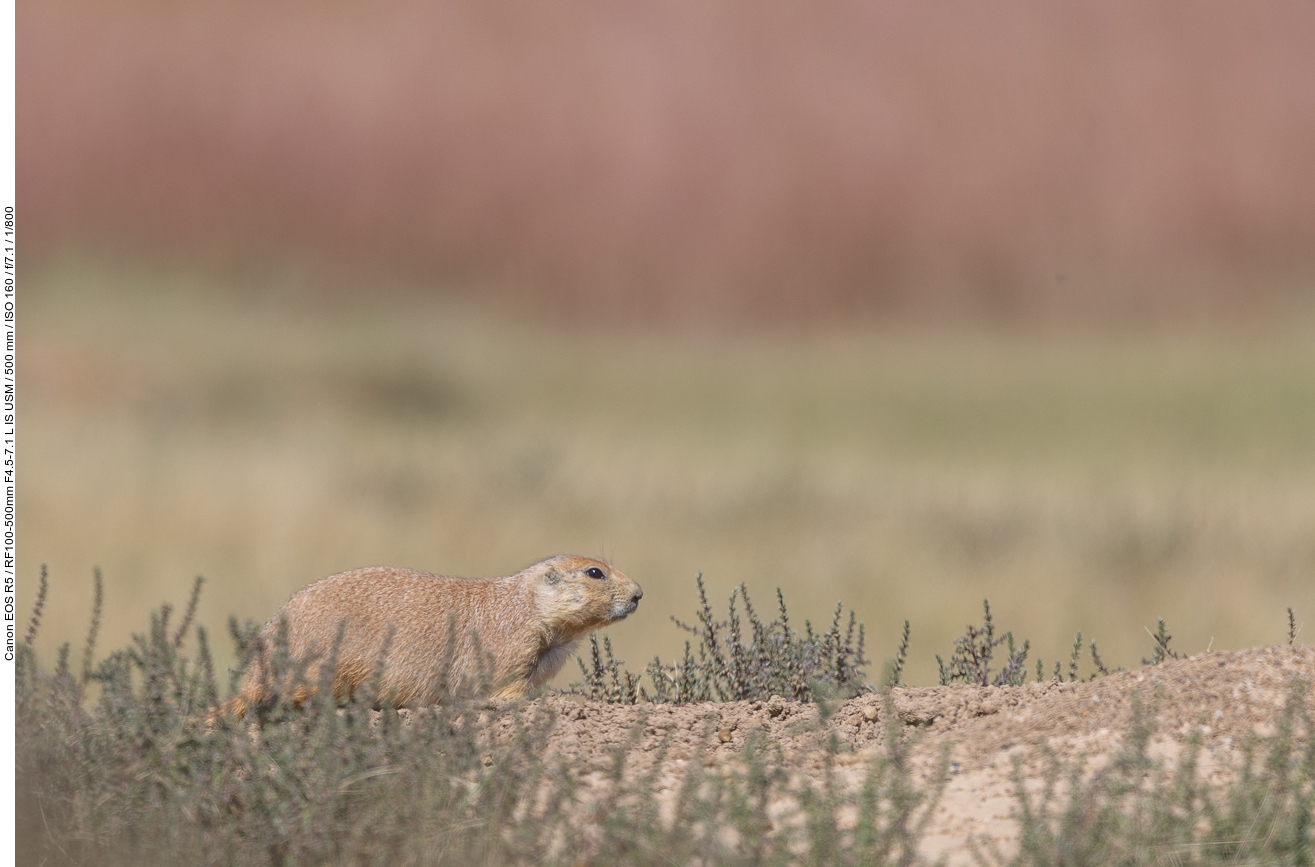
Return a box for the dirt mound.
[516,644,1312,862]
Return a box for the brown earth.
[471,644,1313,863]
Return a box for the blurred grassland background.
[24,259,1315,687]
[17,0,1315,687]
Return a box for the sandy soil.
[503,644,1313,863]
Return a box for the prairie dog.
[228,556,641,716]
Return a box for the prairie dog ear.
[543,567,563,586]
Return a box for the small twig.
[25,564,49,646]
[81,568,104,685]
[1089,640,1112,678]
[1143,617,1180,665]
[173,575,205,649]
[886,620,910,689]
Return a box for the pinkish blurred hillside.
[19,0,1315,321]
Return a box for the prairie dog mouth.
[610,600,640,620]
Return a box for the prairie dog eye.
[585,567,606,579]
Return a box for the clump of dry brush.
[933,599,1125,687]
[571,573,871,705]
[571,580,1142,706]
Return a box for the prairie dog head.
[530,555,643,638]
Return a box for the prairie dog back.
[228,556,641,716]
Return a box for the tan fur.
[223,556,641,717]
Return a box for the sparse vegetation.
[568,632,641,706]
[15,577,940,866]
[1089,639,1116,678]
[935,599,1030,687]
[886,620,912,690]
[1144,617,1182,666]
[573,575,870,704]
[17,575,1313,864]
[983,686,1315,867]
